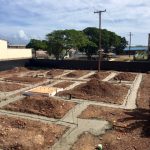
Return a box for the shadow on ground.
[116,107,150,137]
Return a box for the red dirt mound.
[88,72,110,80]
[58,79,128,104]
[3,96,75,119]
[114,72,136,81]
[47,69,64,78]
[53,81,74,89]
[66,72,77,78]
[65,70,90,78]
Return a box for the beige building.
[0,39,32,60]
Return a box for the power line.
[94,9,106,72]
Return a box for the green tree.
[26,39,48,50]
[83,27,127,54]
[83,27,99,46]
[49,40,63,60]
[79,41,98,60]
[26,39,49,57]
[101,29,110,53]
[46,29,89,60]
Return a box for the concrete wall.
[0,59,30,71]
[0,48,32,60]
[0,40,7,51]
[0,39,32,60]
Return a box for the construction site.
[0,67,149,150]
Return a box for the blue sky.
[0,0,150,45]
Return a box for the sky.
[0,0,150,45]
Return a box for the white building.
[0,39,32,60]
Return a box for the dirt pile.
[53,81,74,89]
[58,79,128,104]
[66,72,77,78]
[114,72,136,81]
[65,70,90,78]
[3,96,75,119]
[79,79,119,97]
[47,69,64,78]
[0,83,24,92]
[88,72,110,80]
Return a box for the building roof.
[0,39,7,42]
[124,46,148,51]
[8,44,26,47]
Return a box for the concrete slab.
[24,86,63,96]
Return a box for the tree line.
[26,27,128,60]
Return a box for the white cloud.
[0,0,150,45]
[18,30,28,40]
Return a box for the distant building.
[73,51,99,60]
[124,46,148,55]
[36,50,49,59]
[0,39,32,60]
[8,45,26,49]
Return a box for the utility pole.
[129,32,133,57]
[94,9,106,72]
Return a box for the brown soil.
[46,69,64,78]
[137,74,150,109]
[113,72,136,81]
[88,71,110,80]
[71,132,100,150]
[72,73,150,150]
[0,82,24,92]
[80,105,132,126]
[0,115,67,150]
[5,76,46,84]
[64,70,90,78]
[0,67,28,77]
[78,105,150,150]
[72,128,150,150]
[53,81,74,89]
[58,79,129,104]
[2,96,76,119]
